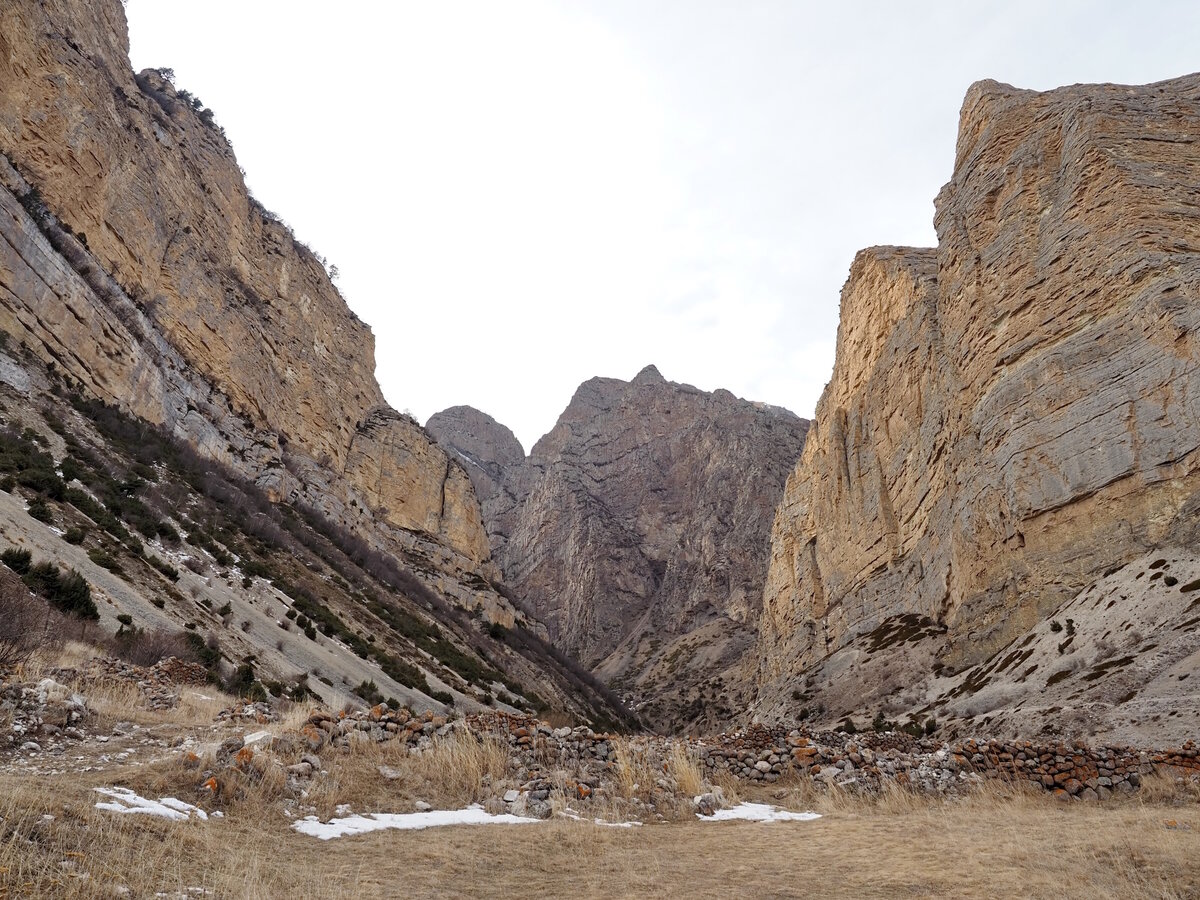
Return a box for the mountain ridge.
[430,367,810,732]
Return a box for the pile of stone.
[0,678,88,750]
[178,703,1200,819]
[405,712,1198,802]
[698,728,1200,799]
[296,705,451,752]
[51,655,211,711]
[216,701,276,724]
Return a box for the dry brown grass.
[296,730,515,820]
[14,639,95,680]
[404,733,512,801]
[665,741,704,796]
[1137,771,1200,805]
[1,649,1197,898]
[611,737,659,802]
[0,767,1196,899]
[14,639,239,729]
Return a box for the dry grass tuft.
[298,730,513,819]
[611,738,658,802]
[1137,771,1200,806]
[666,741,706,797]
[403,732,512,804]
[15,639,96,680]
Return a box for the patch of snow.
[561,809,641,828]
[452,449,482,470]
[243,730,273,747]
[697,802,821,824]
[94,787,209,822]
[292,804,540,840]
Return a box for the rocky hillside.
[431,366,809,733]
[756,74,1200,743]
[0,0,500,602]
[0,0,631,728]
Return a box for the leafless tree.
[0,569,64,671]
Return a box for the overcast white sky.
[126,1,1200,450]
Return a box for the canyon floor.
[1,646,1198,899]
[0,759,1196,899]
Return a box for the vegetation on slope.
[0,336,633,729]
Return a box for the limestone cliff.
[426,406,526,557]
[0,0,495,590]
[758,74,1200,717]
[0,0,646,726]
[432,367,809,732]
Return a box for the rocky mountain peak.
[631,363,666,385]
[431,367,809,732]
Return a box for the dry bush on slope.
[0,568,67,671]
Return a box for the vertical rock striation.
[758,74,1200,708]
[431,367,809,732]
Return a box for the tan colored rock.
[0,0,490,572]
[426,406,526,557]
[759,74,1200,705]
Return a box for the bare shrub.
[0,569,66,671]
[106,628,199,668]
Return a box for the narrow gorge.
[430,366,810,732]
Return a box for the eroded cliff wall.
[759,75,1200,704]
[0,0,495,591]
[432,367,810,732]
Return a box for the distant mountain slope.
[431,366,809,732]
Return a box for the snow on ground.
[94,787,210,821]
[292,804,541,840]
[561,809,641,828]
[698,803,821,823]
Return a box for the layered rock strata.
[0,0,501,612]
[432,367,809,732]
[759,75,1200,706]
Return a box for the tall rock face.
[426,406,526,557]
[0,0,496,594]
[758,74,1200,714]
[431,367,810,732]
[0,0,643,727]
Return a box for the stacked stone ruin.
[279,707,1198,803]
